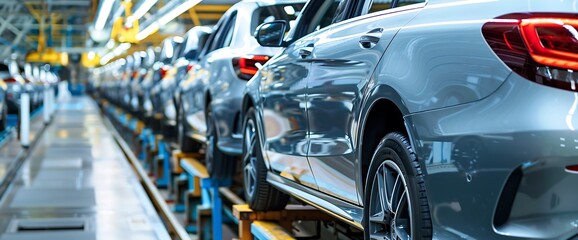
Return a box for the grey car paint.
[180,0,303,155]
[244,0,578,238]
[162,26,212,127]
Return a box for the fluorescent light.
[136,23,159,41]
[95,0,115,30]
[135,0,201,41]
[113,43,131,55]
[158,0,201,25]
[100,51,115,65]
[88,51,96,60]
[284,6,295,15]
[128,0,158,25]
[106,39,115,49]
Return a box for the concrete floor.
[0,97,171,240]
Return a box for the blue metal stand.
[201,178,232,240]
[156,139,170,188]
[173,173,188,213]
[7,114,18,127]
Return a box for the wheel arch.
[356,85,415,201]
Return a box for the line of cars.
[95,0,578,239]
[0,61,59,132]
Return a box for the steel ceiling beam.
[23,0,91,6]
[3,17,34,56]
[18,24,88,31]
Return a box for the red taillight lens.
[483,13,578,92]
[3,77,16,83]
[520,18,578,70]
[566,165,578,173]
[132,71,138,79]
[186,64,194,72]
[232,55,270,80]
[160,66,169,79]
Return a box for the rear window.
[0,64,8,72]
[183,31,211,60]
[252,3,305,33]
[172,41,184,62]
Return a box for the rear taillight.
[132,71,138,79]
[483,13,578,92]
[567,165,578,173]
[232,55,270,80]
[186,64,194,72]
[3,77,16,83]
[160,66,170,79]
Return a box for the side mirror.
[255,20,287,47]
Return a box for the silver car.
[242,0,578,239]
[179,0,305,179]
[160,26,212,142]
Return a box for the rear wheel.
[364,132,432,240]
[178,102,201,153]
[205,105,235,180]
[0,106,7,132]
[243,108,289,211]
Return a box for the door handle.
[359,28,383,49]
[299,47,313,58]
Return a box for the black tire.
[0,107,7,132]
[205,105,236,180]
[243,108,289,211]
[364,132,432,240]
[178,102,201,153]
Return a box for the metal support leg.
[212,185,222,240]
[20,92,30,148]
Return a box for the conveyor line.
[0,97,177,240]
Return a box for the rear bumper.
[407,73,578,239]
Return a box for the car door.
[305,0,426,204]
[259,0,349,189]
[183,10,237,138]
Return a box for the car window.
[252,3,305,33]
[309,0,345,32]
[291,0,352,41]
[160,40,175,64]
[222,14,237,48]
[367,0,425,14]
[397,0,426,7]
[206,11,238,54]
[172,41,184,62]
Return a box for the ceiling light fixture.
[95,0,115,30]
[126,0,158,28]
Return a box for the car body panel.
[181,0,304,157]
[244,0,578,238]
[306,3,424,205]
[258,30,322,190]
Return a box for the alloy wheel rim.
[369,160,413,240]
[243,119,258,199]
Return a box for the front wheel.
[243,108,289,211]
[364,132,432,240]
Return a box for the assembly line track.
[103,112,190,240]
[0,115,46,201]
